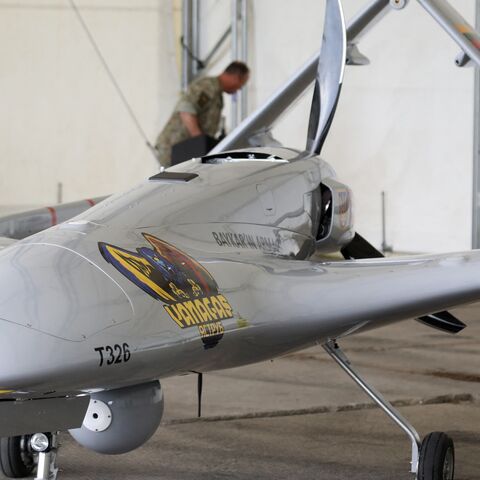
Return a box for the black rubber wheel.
[418,432,455,480]
[0,436,35,478]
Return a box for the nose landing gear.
[0,433,58,479]
[0,435,35,478]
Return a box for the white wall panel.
[0,0,178,205]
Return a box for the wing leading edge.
[212,251,480,348]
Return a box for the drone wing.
[211,250,480,346]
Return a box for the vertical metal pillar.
[231,0,240,129]
[191,0,200,77]
[240,0,249,120]
[231,0,248,128]
[57,182,63,204]
[473,0,480,248]
[181,0,193,91]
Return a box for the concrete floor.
[47,303,480,479]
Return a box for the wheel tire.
[418,432,455,480]
[0,436,35,478]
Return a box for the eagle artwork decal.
[99,233,233,348]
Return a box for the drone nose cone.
[0,242,133,389]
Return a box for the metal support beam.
[240,0,249,121]
[181,0,194,91]
[231,0,240,129]
[473,1,480,248]
[230,0,248,129]
[203,26,232,67]
[191,0,200,78]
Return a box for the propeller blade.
[417,311,466,334]
[340,232,384,259]
[306,0,346,156]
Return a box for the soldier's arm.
[175,79,212,136]
[179,112,202,137]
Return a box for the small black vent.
[149,172,198,182]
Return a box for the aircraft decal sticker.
[212,231,281,253]
[99,233,232,348]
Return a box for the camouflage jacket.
[155,76,223,167]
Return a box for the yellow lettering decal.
[210,295,226,318]
[203,297,218,320]
[164,295,233,330]
[217,294,233,318]
[177,303,196,326]
[184,301,202,324]
[194,299,213,323]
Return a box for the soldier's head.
[219,61,250,94]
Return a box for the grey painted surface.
[0,149,478,402]
[0,396,89,438]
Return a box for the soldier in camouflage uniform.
[155,61,249,168]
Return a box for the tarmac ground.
[47,303,480,480]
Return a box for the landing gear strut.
[0,433,58,479]
[323,340,455,479]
